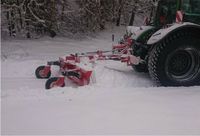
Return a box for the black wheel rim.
[165,48,200,82]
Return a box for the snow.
[1,27,200,135]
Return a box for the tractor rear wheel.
[148,32,200,86]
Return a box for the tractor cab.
[154,0,178,27]
[151,0,200,27]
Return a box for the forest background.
[1,0,156,38]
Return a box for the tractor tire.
[148,32,200,86]
[45,77,65,89]
[132,63,148,73]
[35,66,51,79]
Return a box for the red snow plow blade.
[61,61,92,86]
[35,37,140,89]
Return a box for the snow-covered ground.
[1,27,200,135]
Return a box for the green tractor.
[128,0,200,86]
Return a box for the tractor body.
[128,0,200,86]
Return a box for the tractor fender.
[126,26,154,40]
[147,22,200,45]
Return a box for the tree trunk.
[116,7,122,26]
[61,0,65,21]
[49,0,57,37]
[51,0,56,28]
[6,11,12,36]
[129,10,135,26]
[116,0,123,26]
[99,0,105,30]
[112,0,115,22]
[16,0,23,29]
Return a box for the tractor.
[128,0,200,86]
